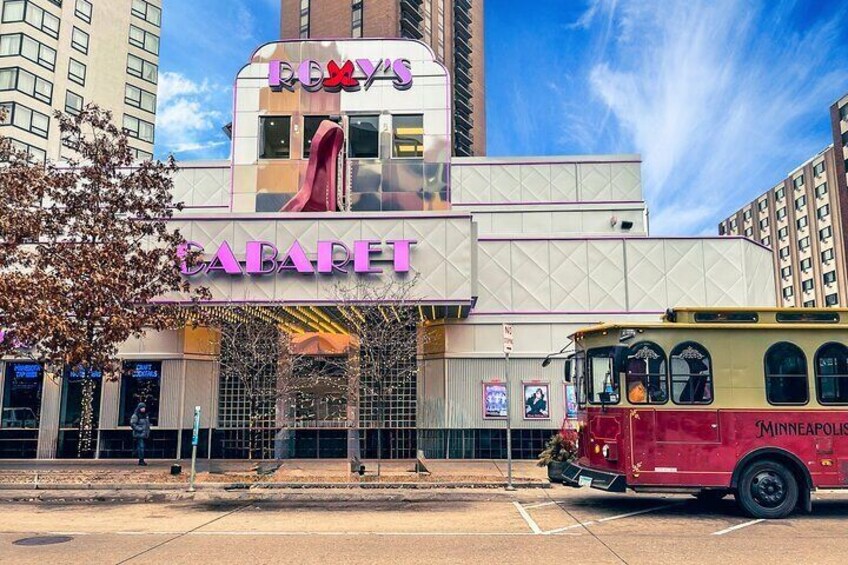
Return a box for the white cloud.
[155,72,227,157]
[158,72,210,105]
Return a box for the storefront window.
[60,367,102,428]
[392,114,424,158]
[259,116,291,159]
[1,362,43,429]
[119,361,162,426]
[349,115,379,158]
[303,115,329,158]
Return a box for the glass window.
[75,0,92,23]
[119,361,161,426]
[125,83,156,113]
[132,0,161,27]
[816,183,828,198]
[744,227,753,237]
[794,175,804,188]
[797,216,808,230]
[779,246,790,259]
[813,162,826,176]
[587,348,618,404]
[65,90,83,115]
[826,293,839,307]
[71,27,89,54]
[815,343,848,404]
[349,114,379,158]
[2,1,25,21]
[801,257,812,271]
[764,342,808,405]
[798,236,810,251]
[351,0,363,37]
[670,343,713,404]
[758,199,768,211]
[127,53,157,84]
[59,367,102,428]
[775,187,785,200]
[302,115,329,158]
[69,58,86,85]
[822,249,834,263]
[625,342,668,404]
[260,116,291,159]
[820,226,832,241]
[776,207,786,220]
[122,114,154,143]
[3,1,59,39]
[778,227,788,239]
[1,362,43,429]
[781,266,792,279]
[783,286,794,298]
[803,300,816,308]
[0,33,55,71]
[129,24,159,55]
[759,218,769,229]
[818,204,830,220]
[761,236,770,247]
[0,67,52,104]
[824,271,837,285]
[802,279,814,292]
[796,196,806,211]
[743,209,752,220]
[10,102,48,137]
[393,114,424,158]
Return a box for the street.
[2,488,848,564]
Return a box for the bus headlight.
[602,445,610,458]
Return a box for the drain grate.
[13,536,73,547]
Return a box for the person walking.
[130,402,151,466]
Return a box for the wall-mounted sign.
[523,382,550,420]
[180,239,416,277]
[482,382,508,420]
[269,58,413,93]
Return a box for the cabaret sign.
[268,58,413,93]
[179,239,416,277]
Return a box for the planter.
[547,460,566,483]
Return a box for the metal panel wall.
[182,359,217,428]
[100,374,121,430]
[36,374,61,459]
[419,357,446,428]
[157,360,182,429]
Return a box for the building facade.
[281,0,485,157]
[0,39,776,461]
[720,92,848,308]
[0,0,161,162]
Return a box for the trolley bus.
[560,308,848,518]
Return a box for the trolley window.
[815,343,848,404]
[670,342,713,404]
[587,347,619,405]
[625,342,668,404]
[764,342,809,405]
[694,312,758,323]
[776,312,840,324]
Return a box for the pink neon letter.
[277,240,316,273]
[298,60,324,92]
[178,241,206,276]
[392,59,413,90]
[353,240,382,274]
[317,241,351,274]
[205,241,243,275]
[246,241,279,275]
[387,239,416,273]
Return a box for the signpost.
[188,406,201,493]
[503,323,515,491]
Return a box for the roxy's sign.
[179,239,416,276]
[268,58,413,92]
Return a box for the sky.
[157,0,848,235]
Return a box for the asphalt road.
[2,488,848,564]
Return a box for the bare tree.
[329,276,428,476]
[0,105,208,457]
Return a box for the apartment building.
[280,0,485,157]
[0,0,161,162]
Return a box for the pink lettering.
[277,240,316,274]
[205,241,243,275]
[387,239,416,273]
[317,241,351,274]
[245,241,279,275]
[353,240,383,274]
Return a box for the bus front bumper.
[561,461,627,493]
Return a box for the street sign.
[191,406,201,447]
[502,323,514,354]
[189,406,201,492]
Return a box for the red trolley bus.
[560,308,848,518]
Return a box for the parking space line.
[513,501,543,534]
[712,519,765,536]
[522,501,560,510]
[542,502,682,535]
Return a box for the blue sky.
[158,0,848,235]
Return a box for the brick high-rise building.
[720,92,848,308]
[0,0,162,162]
[280,0,485,157]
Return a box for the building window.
[75,0,92,23]
[392,114,424,158]
[822,248,835,263]
[0,33,56,71]
[351,0,363,38]
[782,286,794,298]
[779,246,790,259]
[718,224,726,235]
[302,115,330,159]
[775,187,785,200]
[804,300,816,307]
[796,216,808,230]
[743,209,752,220]
[349,114,379,158]
[129,24,159,56]
[818,204,830,220]
[793,175,804,189]
[1,363,44,429]
[759,218,769,230]
[64,90,83,115]
[841,105,848,121]
[127,53,158,84]
[815,343,848,404]
[130,147,153,161]
[0,66,53,104]
[798,236,810,251]
[761,236,770,247]
[131,0,161,27]
[744,227,753,237]
[780,266,792,279]
[764,342,808,405]
[795,195,806,210]
[625,342,668,405]
[125,83,156,113]
[122,114,154,143]
[259,116,291,159]
[2,1,60,39]
[801,257,813,271]
[6,138,45,163]
[824,271,837,285]
[776,207,786,220]
[60,367,102,428]
[826,293,839,307]
[802,279,814,292]
[816,183,828,198]
[299,0,310,38]
[820,226,832,241]
[730,219,738,229]
[778,226,788,240]
[119,361,162,426]
[71,27,89,54]
[68,58,86,85]
[670,342,713,405]
[813,162,826,176]
[758,199,768,211]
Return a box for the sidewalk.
[0,459,550,492]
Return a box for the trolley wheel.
[694,489,728,504]
[735,459,798,519]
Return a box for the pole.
[188,406,201,493]
[505,351,515,491]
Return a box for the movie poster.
[482,382,508,419]
[523,382,550,420]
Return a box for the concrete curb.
[0,481,550,492]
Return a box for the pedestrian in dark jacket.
[130,402,151,466]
